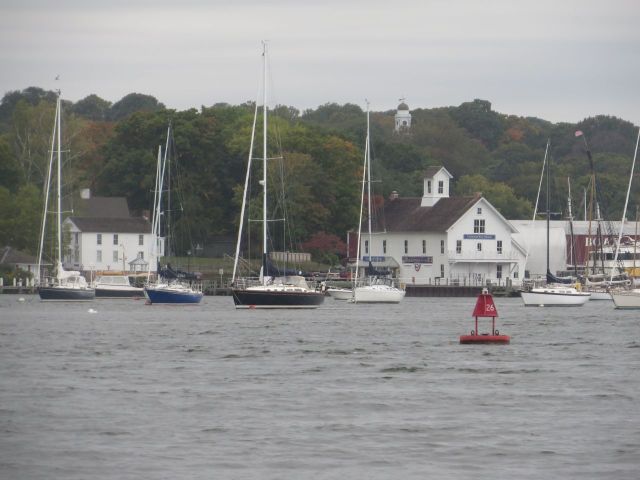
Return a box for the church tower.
[394,98,412,133]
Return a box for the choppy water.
[0,295,638,479]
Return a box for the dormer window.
[427,180,432,194]
[438,181,444,194]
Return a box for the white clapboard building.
[357,166,527,287]
[61,191,157,274]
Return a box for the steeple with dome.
[394,97,412,133]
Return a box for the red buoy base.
[460,334,510,344]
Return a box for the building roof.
[1,246,39,265]
[372,194,481,233]
[67,217,151,234]
[71,197,130,218]
[424,165,453,179]
[397,102,409,111]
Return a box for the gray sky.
[1,0,638,125]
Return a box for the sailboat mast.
[567,177,577,277]
[164,123,172,257]
[148,145,163,283]
[262,41,268,284]
[366,105,373,273]
[56,93,63,272]
[546,144,550,278]
[37,94,59,284]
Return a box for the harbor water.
[1,295,638,479]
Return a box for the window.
[97,234,102,245]
[73,233,79,245]
[113,234,118,245]
[440,264,445,278]
[96,250,102,262]
[139,234,144,246]
[474,219,485,233]
[404,240,408,254]
[497,265,503,279]
[440,240,445,254]
[138,251,144,259]
[438,180,444,194]
[382,240,387,254]
[456,240,462,254]
[365,240,369,254]
[427,180,432,194]
[514,269,519,279]
[477,207,482,215]
[497,240,503,254]
[477,242,482,252]
[422,239,426,254]
[113,251,119,262]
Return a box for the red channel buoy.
[460,288,510,344]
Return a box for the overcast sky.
[1,0,638,124]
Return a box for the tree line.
[0,88,638,259]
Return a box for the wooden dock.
[406,284,520,297]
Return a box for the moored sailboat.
[37,91,95,301]
[231,42,324,309]
[144,124,203,305]
[521,140,590,306]
[351,102,405,304]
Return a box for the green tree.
[108,93,165,121]
[456,174,533,219]
[71,94,112,121]
[0,138,23,189]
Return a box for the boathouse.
[353,166,528,288]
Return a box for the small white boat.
[611,289,640,309]
[352,283,405,303]
[94,275,144,298]
[326,287,353,301]
[521,285,591,306]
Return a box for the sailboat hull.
[232,289,325,309]
[521,289,590,306]
[611,290,640,309]
[144,286,203,304]
[96,287,145,299]
[38,286,95,301]
[353,285,405,303]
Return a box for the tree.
[455,174,533,219]
[71,94,112,121]
[108,93,165,121]
[450,99,505,150]
[0,138,23,189]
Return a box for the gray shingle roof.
[68,217,151,233]
[372,194,481,233]
[1,246,39,265]
[71,197,130,218]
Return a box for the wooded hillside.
[1,87,637,258]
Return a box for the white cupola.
[421,166,453,207]
[394,98,412,133]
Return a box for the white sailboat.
[37,91,95,301]
[611,128,640,309]
[521,140,589,306]
[230,42,325,309]
[352,102,405,304]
